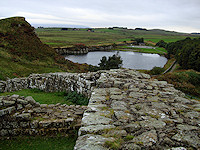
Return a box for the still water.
[65,51,167,70]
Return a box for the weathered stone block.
[25,96,36,105]
[3,100,15,107]
[15,113,31,121]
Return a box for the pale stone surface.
[78,125,115,136]
[74,134,112,150]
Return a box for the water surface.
[65,51,167,70]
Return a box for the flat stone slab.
[74,134,112,150]
[81,113,113,126]
[78,125,116,136]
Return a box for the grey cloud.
[0,0,200,33]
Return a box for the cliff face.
[0,17,88,80]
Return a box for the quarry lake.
[65,51,168,70]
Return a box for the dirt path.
[169,62,177,72]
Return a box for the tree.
[156,40,167,48]
[98,53,123,70]
[135,38,144,44]
[165,37,200,71]
[98,56,107,69]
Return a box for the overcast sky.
[1,0,200,33]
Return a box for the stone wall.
[0,94,87,136]
[54,45,115,55]
[0,72,99,137]
[74,69,200,150]
[0,69,200,149]
[0,72,101,98]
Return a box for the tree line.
[156,38,200,72]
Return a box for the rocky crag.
[0,69,200,149]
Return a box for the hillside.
[0,17,88,80]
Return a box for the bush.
[98,53,123,70]
[156,70,200,96]
[150,67,165,75]
[64,91,89,105]
[74,43,86,48]
[156,40,167,48]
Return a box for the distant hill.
[32,24,90,28]
[0,17,88,80]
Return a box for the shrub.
[74,43,86,48]
[150,67,165,75]
[64,91,89,105]
[156,40,167,48]
[98,53,123,70]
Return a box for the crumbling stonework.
[0,94,87,136]
[0,69,200,149]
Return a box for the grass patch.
[0,135,77,150]
[163,58,176,70]
[125,134,135,141]
[104,138,123,150]
[0,89,68,104]
[0,89,89,105]
[117,45,167,54]
[64,91,89,105]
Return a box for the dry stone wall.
[54,45,114,55]
[0,94,87,136]
[0,72,101,97]
[0,72,99,137]
[0,69,200,149]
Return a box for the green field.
[117,46,167,54]
[35,28,198,47]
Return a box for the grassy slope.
[155,70,200,97]
[0,17,88,80]
[35,27,199,47]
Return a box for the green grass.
[0,89,70,104]
[0,50,63,80]
[0,89,89,105]
[116,45,167,54]
[163,58,176,70]
[0,135,77,150]
[35,28,198,47]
